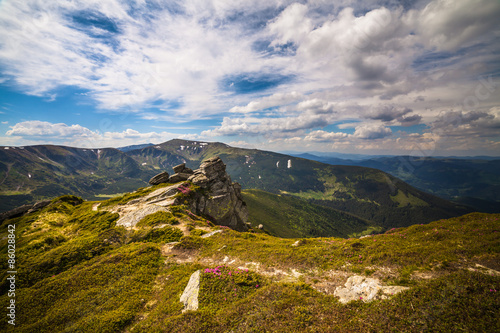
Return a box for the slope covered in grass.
[242,189,378,238]
[0,191,498,332]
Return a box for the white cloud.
[229,92,303,113]
[353,124,392,139]
[4,121,179,148]
[7,121,96,137]
[412,0,500,52]
[304,130,348,142]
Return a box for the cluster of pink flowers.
[177,184,191,195]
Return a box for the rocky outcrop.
[108,156,248,231]
[334,275,409,304]
[187,156,249,231]
[173,163,194,174]
[168,172,192,183]
[148,172,170,185]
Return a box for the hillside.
[1,185,498,332]
[242,189,379,238]
[1,140,472,231]
[0,145,155,211]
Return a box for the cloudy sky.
[0,0,499,155]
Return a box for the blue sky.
[0,0,499,155]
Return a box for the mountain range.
[1,139,475,236]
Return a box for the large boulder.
[149,172,170,185]
[173,163,194,175]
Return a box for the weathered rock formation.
[0,200,52,223]
[187,156,249,231]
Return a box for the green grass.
[136,211,179,227]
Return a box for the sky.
[0,0,499,156]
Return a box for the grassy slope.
[0,190,499,332]
[242,189,379,238]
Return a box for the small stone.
[180,270,201,312]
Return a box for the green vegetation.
[0,189,499,332]
[136,211,179,227]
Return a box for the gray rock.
[149,172,170,185]
[0,200,52,222]
[188,173,209,187]
[180,270,201,312]
[173,163,186,173]
[199,156,226,181]
[168,172,192,183]
[183,167,194,174]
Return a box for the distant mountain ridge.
[117,143,154,152]
[290,152,500,212]
[0,140,471,230]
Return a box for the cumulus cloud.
[304,130,348,142]
[7,121,96,138]
[354,124,392,139]
[412,0,500,51]
[229,92,303,113]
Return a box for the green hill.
[1,190,498,333]
[242,189,379,238]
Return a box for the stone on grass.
[180,270,201,312]
[334,275,409,304]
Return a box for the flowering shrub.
[177,184,191,195]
